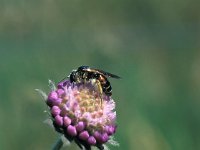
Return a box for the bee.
[68,66,120,99]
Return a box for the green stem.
[52,137,63,150]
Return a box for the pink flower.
[40,80,119,149]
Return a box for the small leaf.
[103,144,110,150]
[49,79,56,91]
[108,136,119,147]
[35,89,47,100]
[43,118,54,128]
[61,135,70,147]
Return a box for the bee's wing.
[84,68,121,79]
[102,71,121,79]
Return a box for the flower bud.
[105,125,115,135]
[87,136,96,145]
[100,133,109,143]
[79,131,89,140]
[63,116,72,127]
[75,121,85,132]
[93,131,101,142]
[53,98,62,106]
[51,106,61,116]
[55,115,63,126]
[47,91,58,106]
[56,89,64,97]
[67,125,77,136]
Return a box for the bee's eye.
[94,74,99,78]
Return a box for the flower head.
[44,80,118,150]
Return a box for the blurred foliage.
[0,0,200,150]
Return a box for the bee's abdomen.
[102,80,112,96]
[92,74,112,96]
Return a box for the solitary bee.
[67,66,120,99]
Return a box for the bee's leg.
[83,72,88,84]
[95,80,103,106]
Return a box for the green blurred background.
[0,0,200,150]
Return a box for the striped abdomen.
[98,75,112,96]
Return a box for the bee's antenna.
[59,69,77,83]
[59,74,70,83]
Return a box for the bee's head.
[69,70,78,82]
[77,66,90,72]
